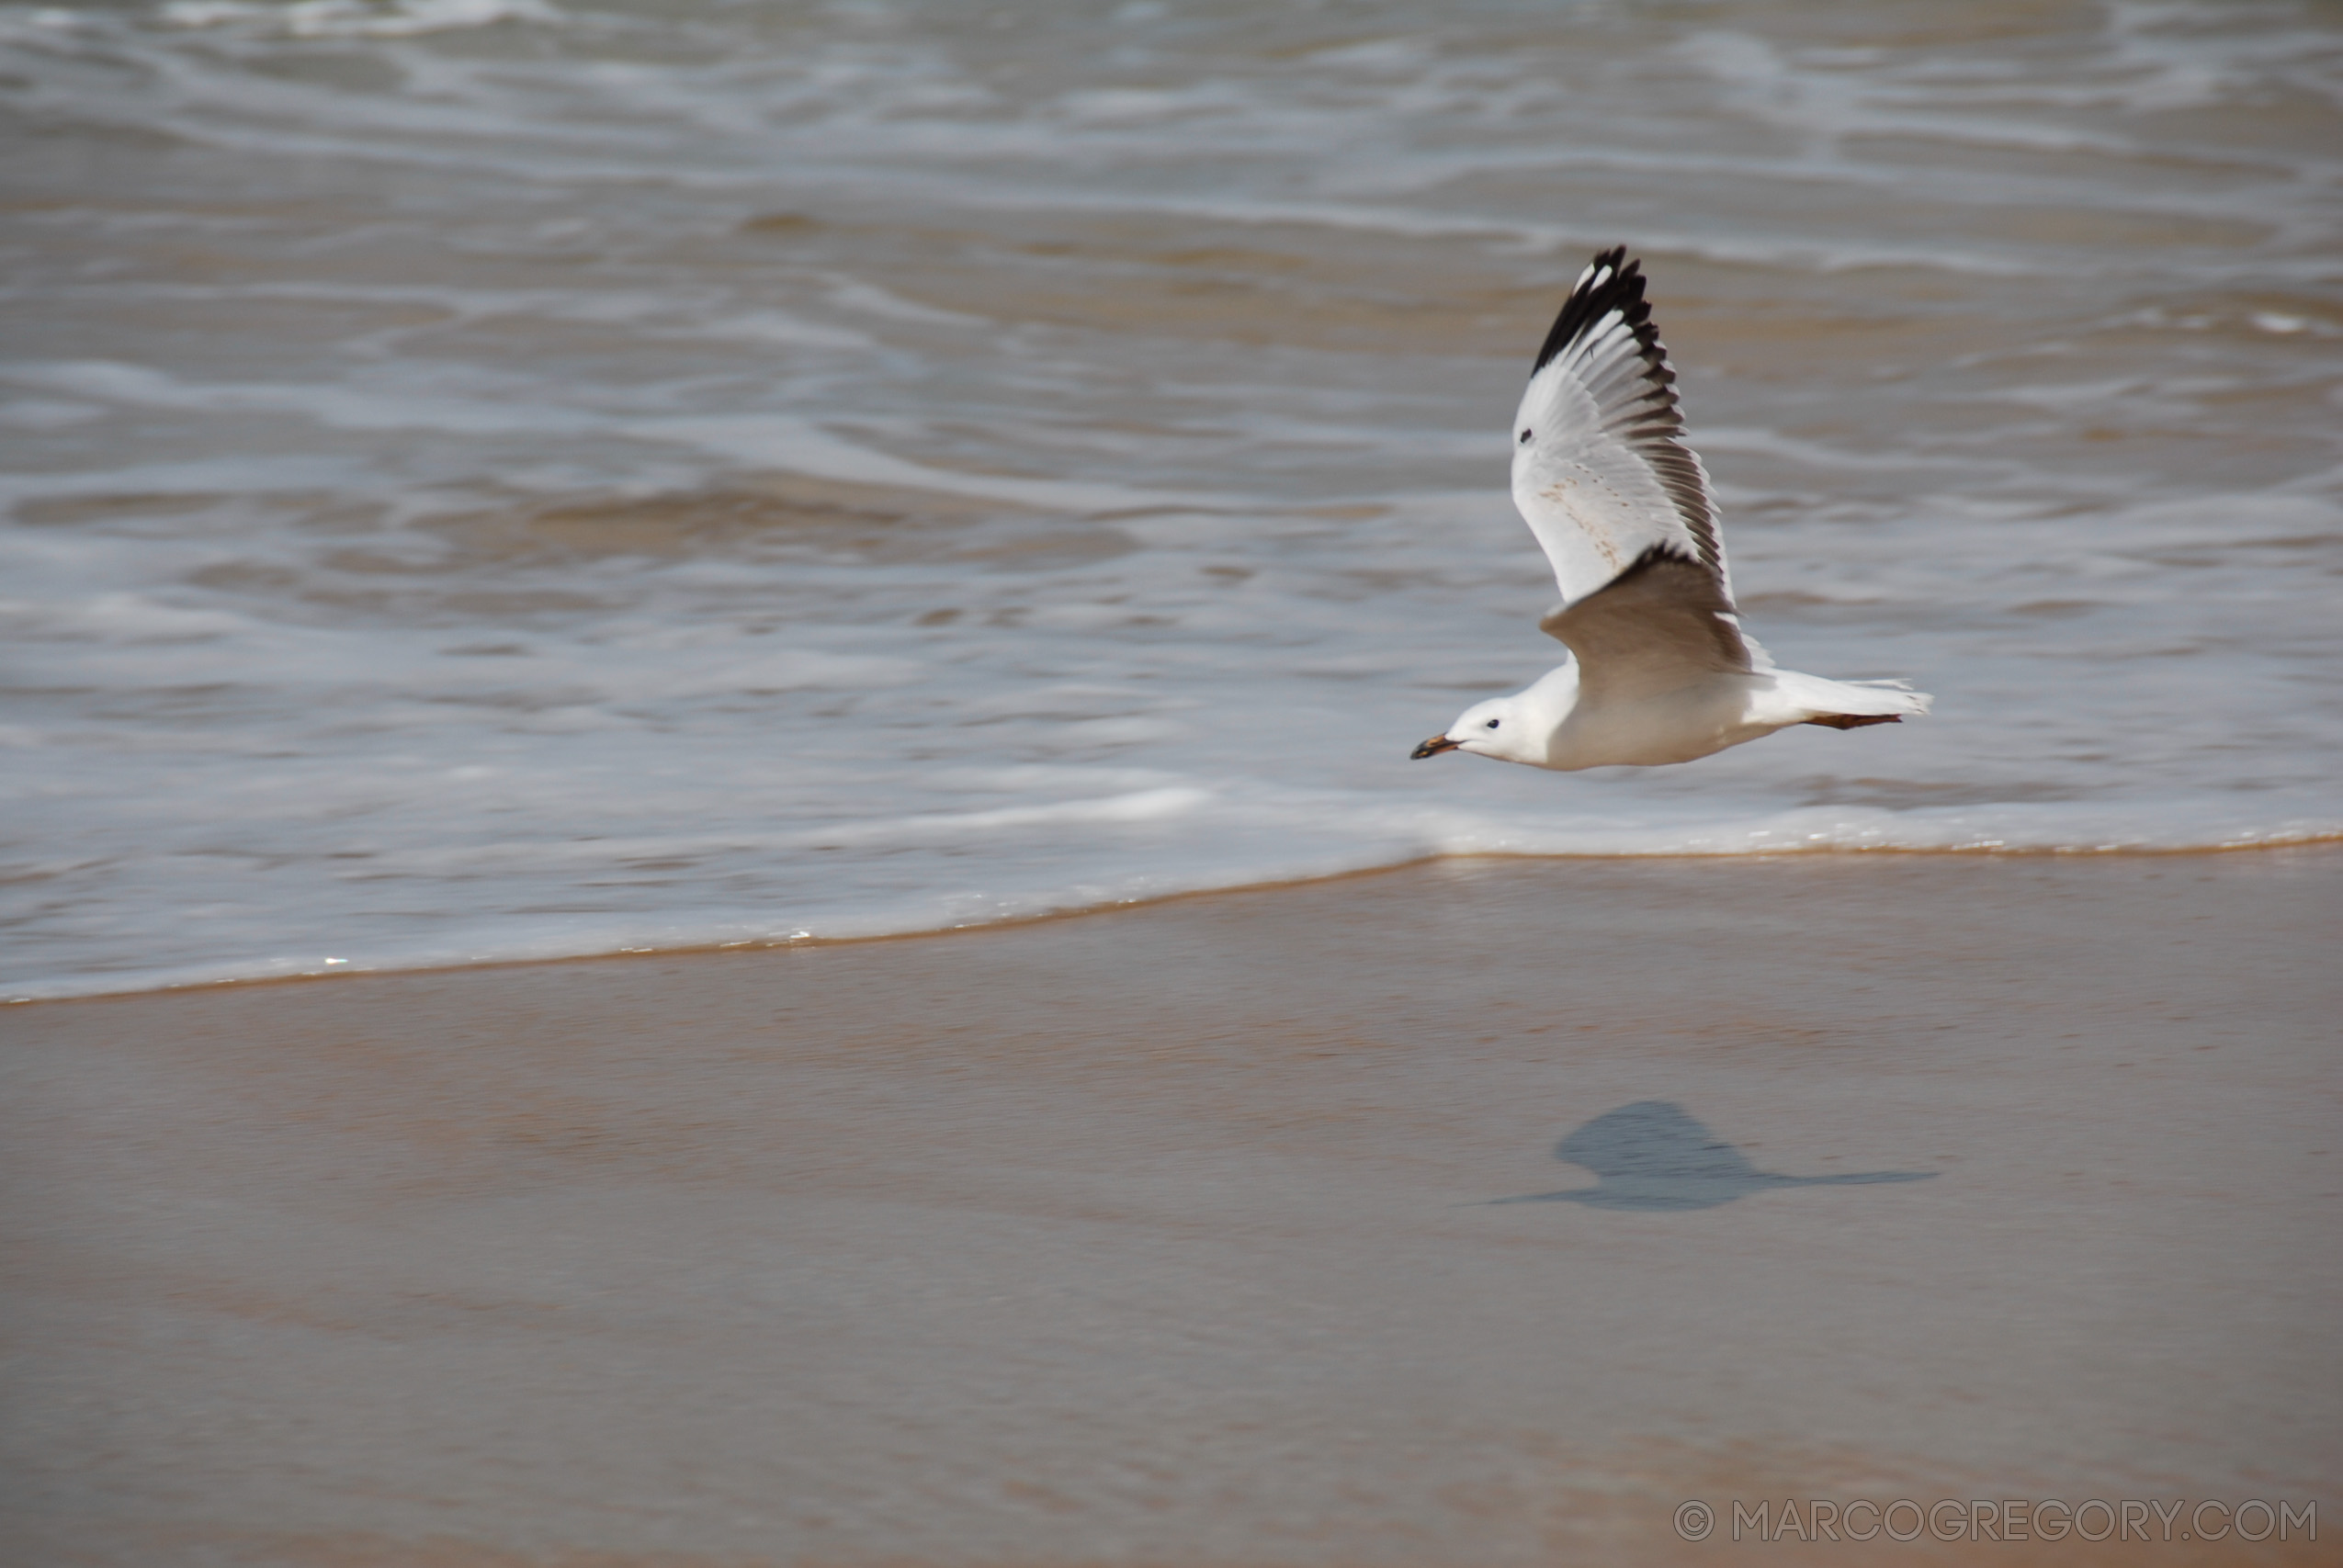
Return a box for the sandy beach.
[4,850,2337,1565]
[6,1,2340,1562]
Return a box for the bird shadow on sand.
[1491,1100,1936,1212]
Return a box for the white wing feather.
[1508,249,1762,673]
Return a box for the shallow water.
[3,0,2339,997]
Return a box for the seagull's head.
[1411,694,1543,764]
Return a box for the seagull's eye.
[1518,428,1533,445]
[1486,718,1500,729]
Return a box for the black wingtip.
[1531,246,1649,377]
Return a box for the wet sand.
[4,852,2339,1566]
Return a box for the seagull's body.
[1414,249,1929,771]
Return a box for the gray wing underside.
[1540,548,1750,704]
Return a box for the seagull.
[1412,248,1930,770]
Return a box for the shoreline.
[3,850,2337,1564]
[9,838,2341,1008]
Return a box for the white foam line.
[7,822,2337,1004]
[0,455,359,506]
[83,280,871,348]
[5,358,598,435]
[759,176,2056,279]
[631,414,1233,515]
[318,787,1219,878]
[159,0,565,39]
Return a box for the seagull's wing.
[1540,547,1748,702]
[1510,249,1754,681]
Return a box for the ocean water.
[2,0,2338,998]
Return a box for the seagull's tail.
[1763,670,1934,726]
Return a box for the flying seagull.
[1413,249,1930,770]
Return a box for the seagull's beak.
[1411,733,1463,760]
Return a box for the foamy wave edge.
[6,815,2336,1004]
